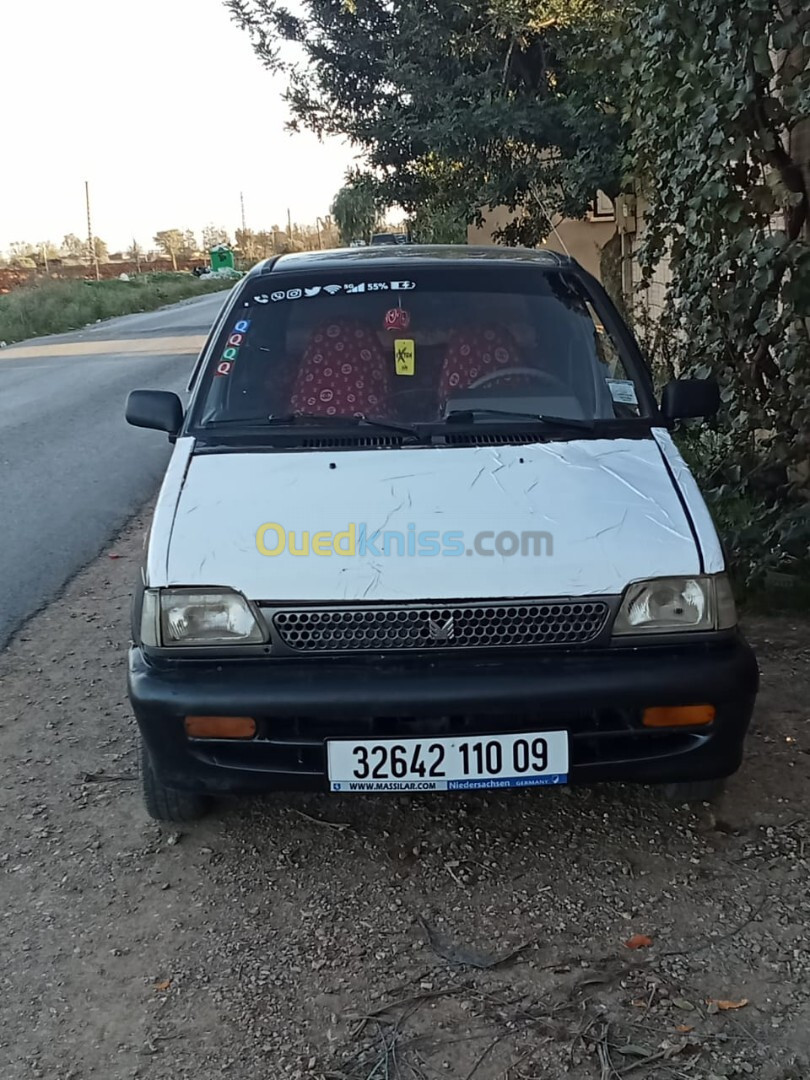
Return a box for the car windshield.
[192,264,650,433]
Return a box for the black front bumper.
[129,633,759,795]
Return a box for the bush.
[0,274,234,345]
[622,0,810,590]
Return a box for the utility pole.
[240,191,247,233]
[287,207,292,242]
[41,243,49,274]
[85,180,100,281]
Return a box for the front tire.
[660,778,726,805]
[139,738,209,822]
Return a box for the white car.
[125,245,759,821]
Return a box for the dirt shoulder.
[1,513,809,1080]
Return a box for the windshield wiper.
[268,413,422,440]
[203,412,423,441]
[445,408,594,431]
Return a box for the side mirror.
[661,378,720,420]
[126,390,184,435]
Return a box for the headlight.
[612,574,736,635]
[140,588,266,646]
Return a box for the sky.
[0,0,357,254]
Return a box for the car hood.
[151,437,702,601]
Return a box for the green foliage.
[408,201,468,245]
[330,178,381,245]
[623,0,810,585]
[0,275,233,345]
[226,0,626,241]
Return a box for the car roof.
[248,244,576,277]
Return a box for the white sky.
[0,0,358,254]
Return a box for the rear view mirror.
[126,390,184,435]
[661,378,720,420]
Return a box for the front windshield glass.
[193,265,648,430]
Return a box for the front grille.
[270,599,610,653]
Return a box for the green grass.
[0,273,237,345]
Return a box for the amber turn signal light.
[184,715,257,739]
[642,705,715,728]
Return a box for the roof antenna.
[528,185,571,257]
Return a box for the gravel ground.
[1,511,809,1080]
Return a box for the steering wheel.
[468,366,570,394]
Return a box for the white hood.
[148,437,703,601]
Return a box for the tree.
[92,237,109,263]
[7,242,37,268]
[8,241,36,262]
[180,229,199,259]
[153,229,186,270]
[201,224,232,251]
[235,227,262,263]
[127,239,144,271]
[62,233,85,259]
[621,0,810,581]
[330,178,381,245]
[408,202,467,245]
[227,0,626,244]
[254,230,281,257]
[6,240,60,266]
[316,214,341,250]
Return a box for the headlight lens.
[613,574,736,635]
[141,589,265,646]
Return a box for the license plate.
[327,731,568,792]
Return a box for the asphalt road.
[0,292,226,649]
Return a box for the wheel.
[139,738,210,822]
[660,778,726,805]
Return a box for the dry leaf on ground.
[625,934,653,949]
[708,998,749,1011]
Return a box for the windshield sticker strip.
[252,280,417,304]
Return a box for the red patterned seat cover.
[438,325,531,403]
[289,320,392,417]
